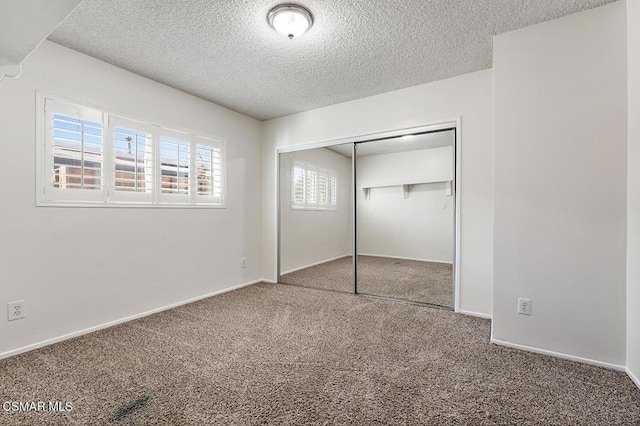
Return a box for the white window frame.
[36,93,226,208]
[290,159,337,211]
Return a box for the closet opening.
[277,121,459,310]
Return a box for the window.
[111,115,153,203]
[195,137,223,204]
[159,130,192,203]
[39,96,225,207]
[47,101,105,202]
[291,159,337,210]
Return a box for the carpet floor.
[281,255,453,307]
[1,283,639,425]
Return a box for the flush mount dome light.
[268,4,313,39]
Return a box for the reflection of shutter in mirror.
[329,175,337,207]
[306,169,317,204]
[292,161,306,206]
[318,173,327,205]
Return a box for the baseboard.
[627,367,640,390]
[280,254,452,276]
[281,254,351,275]
[490,338,626,371]
[357,253,453,265]
[458,309,492,320]
[0,278,263,361]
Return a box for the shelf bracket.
[362,187,370,201]
[402,184,410,199]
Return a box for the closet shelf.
[361,180,452,200]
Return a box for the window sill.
[36,200,227,209]
[290,206,337,212]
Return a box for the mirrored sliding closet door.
[355,131,455,308]
[278,144,354,293]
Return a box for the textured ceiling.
[327,130,454,158]
[49,0,615,121]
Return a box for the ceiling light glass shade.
[268,4,313,39]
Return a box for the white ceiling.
[47,0,614,121]
[326,130,454,158]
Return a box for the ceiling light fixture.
[268,4,313,39]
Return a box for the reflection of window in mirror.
[291,159,337,211]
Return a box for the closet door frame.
[276,118,461,312]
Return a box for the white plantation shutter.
[39,95,226,207]
[110,116,153,203]
[306,167,318,206]
[159,130,191,204]
[291,160,337,210]
[292,161,306,207]
[317,169,337,210]
[158,131,225,205]
[328,174,337,207]
[318,172,328,206]
[194,135,224,205]
[44,98,105,202]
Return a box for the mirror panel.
[278,144,353,293]
[355,131,455,307]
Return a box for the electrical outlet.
[517,298,532,315]
[7,301,26,321]
[241,257,247,269]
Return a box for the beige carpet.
[281,255,453,307]
[1,283,639,425]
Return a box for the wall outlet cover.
[8,300,26,321]
[517,298,532,315]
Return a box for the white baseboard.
[490,338,626,371]
[0,278,264,361]
[280,254,452,277]
[358,253,453,265]
[627,367,640,390]
[281,254,351,275]
[459,309,492,320]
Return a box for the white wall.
[627,0,640,385]
[493,2,628,366]
[0,41,262,357]
[262,69,494,317]
[357,147,454,263]
[279,148,352,273]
